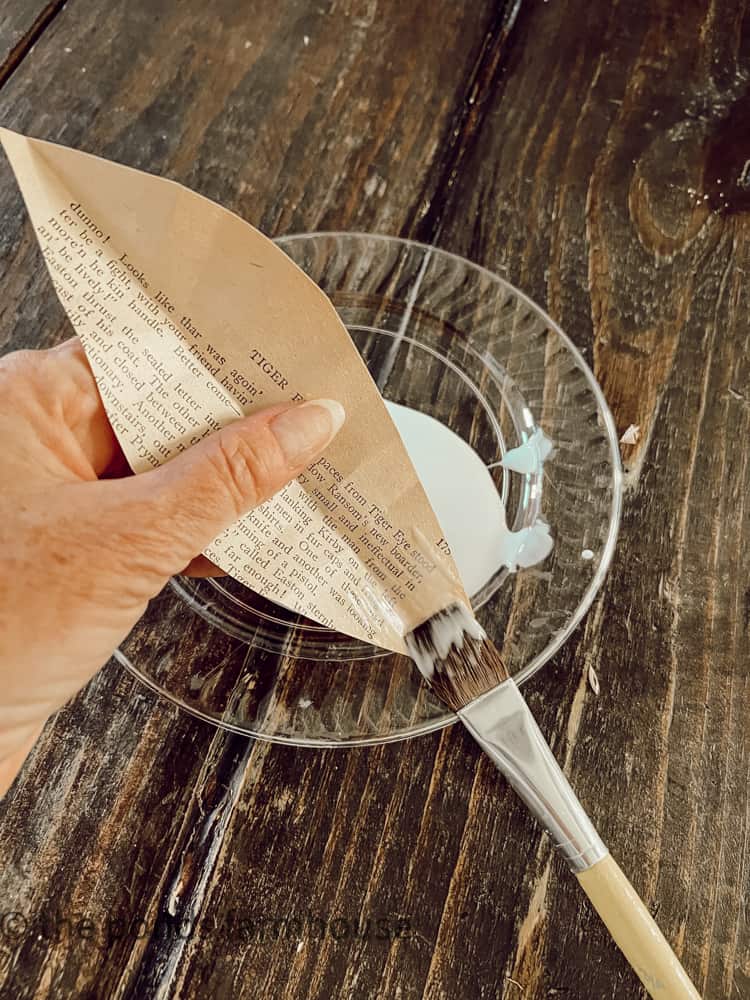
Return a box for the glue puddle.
[385,402,553,596]
[269,402,552,615]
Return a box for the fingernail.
[271,398,346,465]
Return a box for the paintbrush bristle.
[404,602,509,712]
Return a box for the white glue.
[385,402,553,597]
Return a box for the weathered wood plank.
[2,1,748,999]
[0,1,64,86]
[0,2,518,1000]
[422,1,750,998]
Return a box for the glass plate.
[115,234,622,746]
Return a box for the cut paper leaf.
[0,128,468,653]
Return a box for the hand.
[0,338,344,793]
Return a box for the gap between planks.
[0,1,68,89]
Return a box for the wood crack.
[406,0,524,245]
[0,1,68,90]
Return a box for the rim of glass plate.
[276,231,623,685]
[117,233,623,749]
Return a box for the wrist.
[0,718,44,795]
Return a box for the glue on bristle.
[404,603,508,711]
[408,603,486,677]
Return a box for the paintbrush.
[405,602,701,1000]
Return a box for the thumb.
[123,398,345,574]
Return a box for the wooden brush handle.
[460,681,700,996]
[577,854,701,999]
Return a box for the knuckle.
[210,430,274,516]
[0,347,70,417]
[0,349,38,395]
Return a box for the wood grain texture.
[0,2,748,1000]
[426,2,750,997]
[0,1,63,87]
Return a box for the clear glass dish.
[115,234,622,746]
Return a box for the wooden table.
[1,2,748,997]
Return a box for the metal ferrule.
[458,679,608,872]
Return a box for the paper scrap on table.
[619,424,640,445]
[0,128,468,653]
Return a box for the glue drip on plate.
[385,403,553,596]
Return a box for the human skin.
[0,338,344,794]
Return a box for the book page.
[0,129,468,653]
